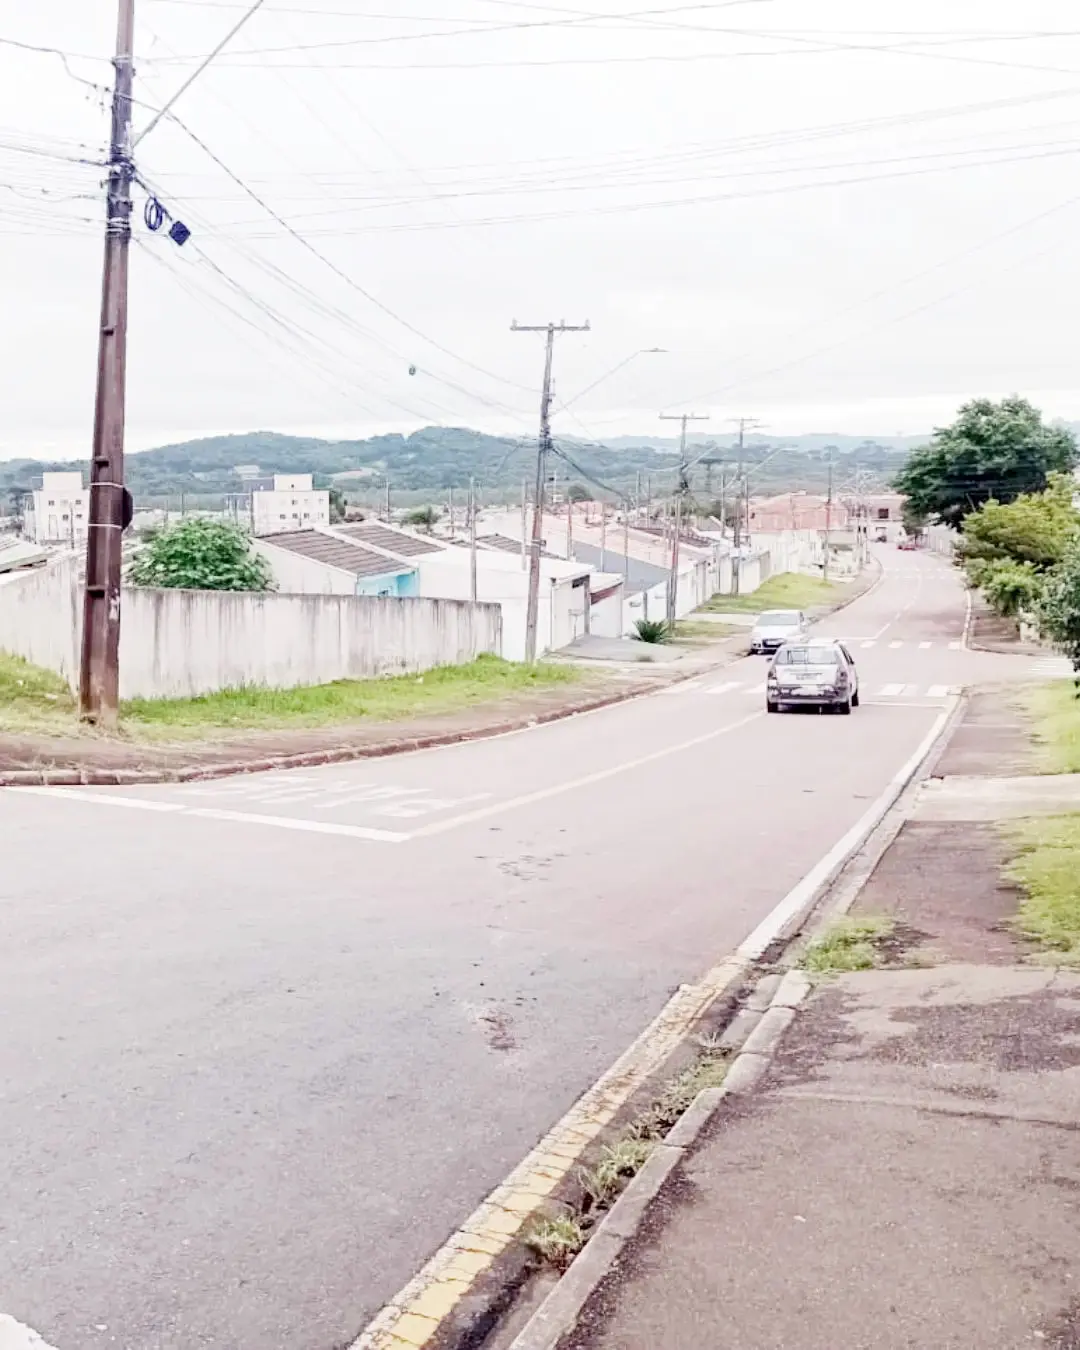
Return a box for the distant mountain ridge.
[0,425,916,508]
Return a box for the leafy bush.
[966,558,1045,619]
[1041,539,1080,691]
[128,518,274,592]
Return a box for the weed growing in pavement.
[801,916,897,975]
[526,1050,728,1268]
[523,1213,586,1269]
[578,1139,654,1210]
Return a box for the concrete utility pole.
[729,415,762,596]
[511,319,590,662]
[567,497,574,560]
[469,476,478,602]
[79,0,136,726]
[599,503,607,571]
[659,411,708,625]
[823,450,834,582]
[447,485,454,538]
[383,478,391,522]
[520,478,527,569]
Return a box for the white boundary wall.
[0,560,502,699]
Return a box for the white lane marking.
[0,1315,61,1350]
[18,787,185,813]
[356,693,961,1350]
[407,711,763,839]
[860,640,876,649]
[888,640,903,649]
[927,684,951,698]
[877,683,908,697]
[14,790,410,843]
[948,641,962,650]
[703,681,741,696]
[918,641,932,650]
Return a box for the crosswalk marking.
[669,675,962,702]
[918,641,931,649]
[888,640,903,649]
[660,679,704,695]
[860,641,876,649]
[948,641,962,650]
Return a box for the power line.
[155,108,530,407]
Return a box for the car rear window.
[775,645,841,665]
[759,611,800,626]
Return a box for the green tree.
[959,474,1079,573]
[966,558,1045,619]
[1041,538,1080,690]
[567,483,590,503]
[128,518,274,591]
[328,486,347,523]
[901,501,928,537]
[894,397,1077,529]
[406,505,439,531]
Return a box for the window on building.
[876,507,889,520]
[279,513,286,520]
[47,499,55,506]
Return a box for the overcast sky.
[2,0,1080,459]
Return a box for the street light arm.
[132,0,268,149]
[557,347,666,412]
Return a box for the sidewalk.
[557,688,1080,1350]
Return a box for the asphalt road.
[0,547,1058,1350]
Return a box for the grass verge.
[0,651,580,741]
[0,653,77,735]
[697,572,845,615]
[801,915,897,974]
[1026,680,1080,775]
[671,619,738,644]
[1003,814,1080,964]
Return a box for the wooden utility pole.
[79,0,136,726]
[659,411,708,624]
[511,319,590,661]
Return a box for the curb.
[492,698,960,1350]
[506,970,814,1350]
[353,689,960,1350]
[0,563,882,789]
[0,673,702,788]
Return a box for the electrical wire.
[153,107,532,409]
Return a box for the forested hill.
[0,426,915,506]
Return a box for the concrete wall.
[0,558,79,683]
[118,589,501,698]
[414,551,582,660]
[0,561,502,699]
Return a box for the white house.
[251,473,330,537]
[27,472,89,546]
